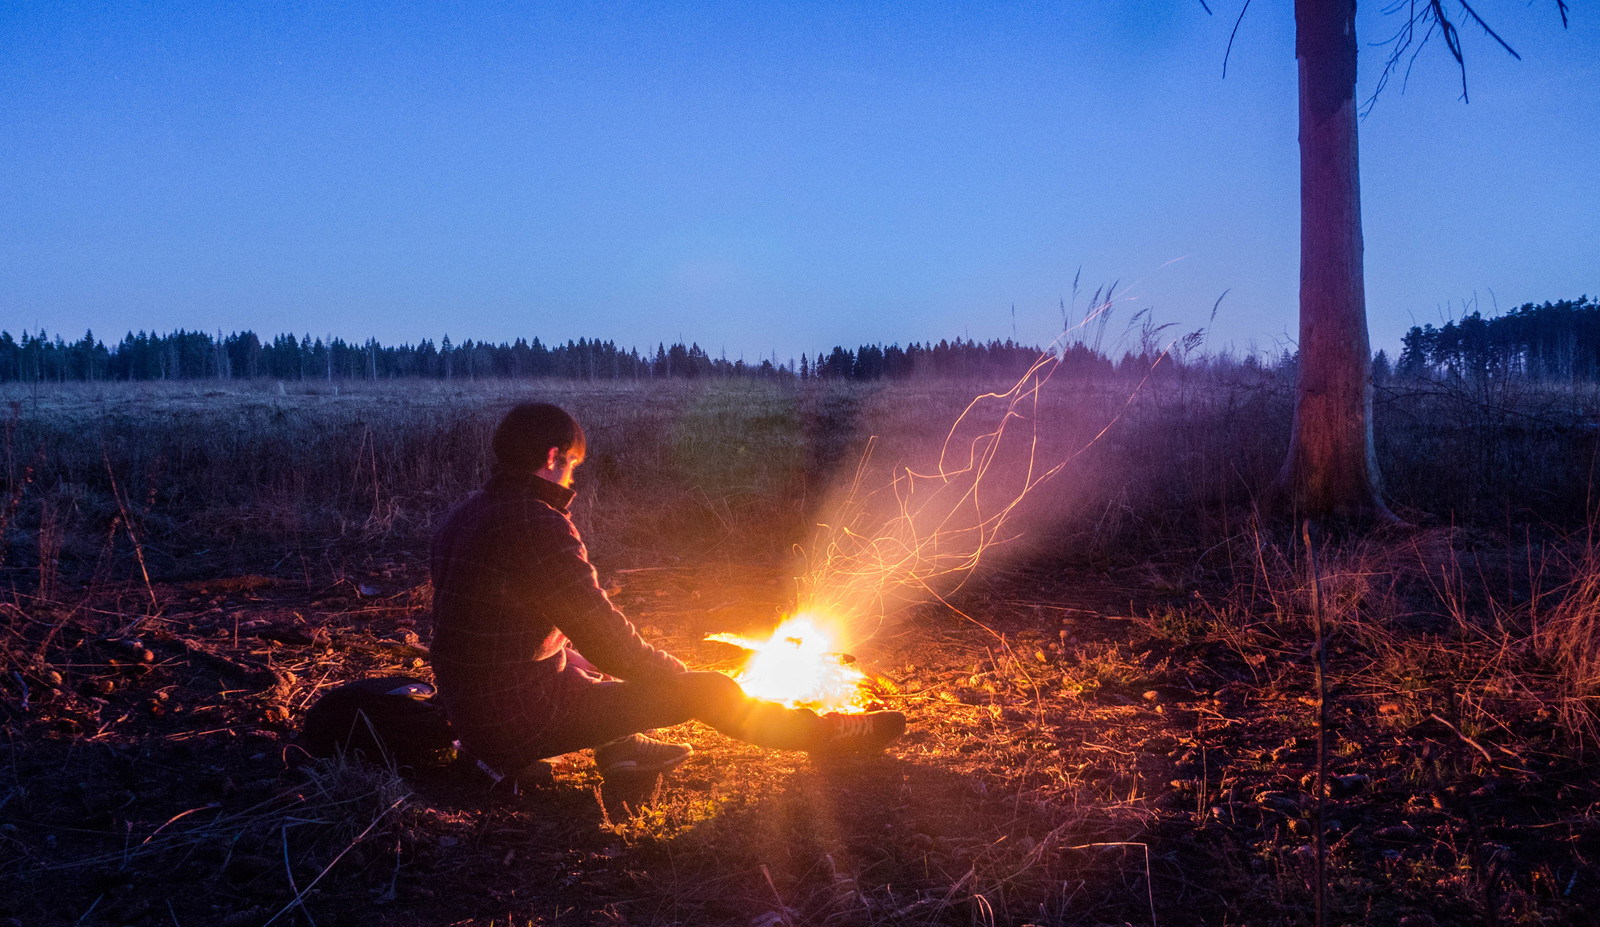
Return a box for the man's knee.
[675,670,744,711]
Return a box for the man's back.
[428,466,682,769]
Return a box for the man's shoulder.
[437,484,573,540]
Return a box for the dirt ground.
[4,530,1598,927]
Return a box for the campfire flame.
[706,614,870,713]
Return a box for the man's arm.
[532,520,687,681]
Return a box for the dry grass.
[2,372,1599,925]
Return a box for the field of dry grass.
[2,371,1598,926]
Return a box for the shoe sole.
[600,752,692,778]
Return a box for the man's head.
[492,403,586,487]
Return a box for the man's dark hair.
[493,403,586,470]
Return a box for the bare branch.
[1427,0,1470,101]
[1364,0,1423,113]
[1222,0,1253,79]
[1402,19,1441,92]
[1430,0,1465,66]
[1367,0,1557,113]
[1456,0,1522,60]
[1198,0,1214,15]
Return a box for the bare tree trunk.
[1272,0,1399,523]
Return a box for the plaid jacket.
[429,467,684,766]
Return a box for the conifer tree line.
[0,328,1077,384]
[1395,297,1599,381]
[5,297,1591,385]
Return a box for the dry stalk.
[101,450,157,612]
[1303,521,1328,927]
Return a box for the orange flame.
[706,614,869,713]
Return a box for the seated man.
[430,402,904,781]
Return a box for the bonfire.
[706,614,872,713]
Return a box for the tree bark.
[1272,0,1399,523]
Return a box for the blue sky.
[3,2,1595,361]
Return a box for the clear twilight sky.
[3,3,1595,362]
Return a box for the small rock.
[82,678,115,696]
[1256,791,1304,813]
[1331,774,1371,796]
[955,687,985,705]
[1209,802,1248,822]
[1269,744,1305,763]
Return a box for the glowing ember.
[707,614,870,713]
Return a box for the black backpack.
[302,676,457,771]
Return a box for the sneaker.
[594,733,693,778]
[811,710,907,755]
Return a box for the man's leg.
[664,671,829,750]
[528,669,822,756]
[532,666,901,760]
[670,672,907,754]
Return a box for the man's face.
[540,447,584,488]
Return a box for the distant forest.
[1394,297,1599,381]
[0,328,1077,384]
[1,297,1593,384]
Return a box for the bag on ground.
[302,676,456,770]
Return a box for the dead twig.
[758,864,796,927]
[1427,711,1497,765]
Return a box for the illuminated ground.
[5,539,1599,926]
